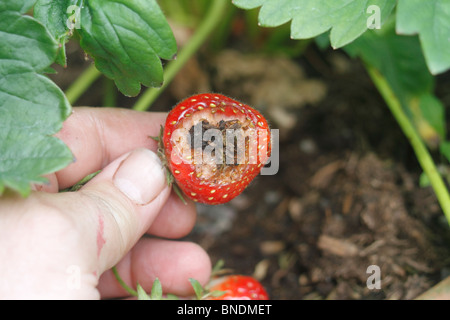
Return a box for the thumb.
[0,148,170,299]
[77,148,170,272]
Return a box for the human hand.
[0,107,211,299]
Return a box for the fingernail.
[113,148,166,205]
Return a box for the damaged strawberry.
[158,93,271,205]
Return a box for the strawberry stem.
[366,65,450,227]
[112,266,138,297]
[61,170,101,192]
[172,183,187,205]
[65,64,102,105]
[153,125,188,205]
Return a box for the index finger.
[55,107,167,189]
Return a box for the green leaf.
[77,0,177,97]
[0,11,58,71]
[232,0,396,48]
[344,22,434,108]
[34,0,76,40]
[405,94,445,150]
[419,93,446,142]
[419,171,431,188]
[344,23,447,150]
[137,284,151,300]
[440,141,450,164]
[0,7,73,196]
[150,278,163,300]
[396,0,450,75]
[189,278,205,300]
[208,290,227,298]
[34,0,79,66]
[211,259,225,276]
[0,0,36,13]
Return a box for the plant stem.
[366,65,450,227]
[112,266,138,297]
[65,64,102,105]
[102,77,117,107]
[132,0,229,112]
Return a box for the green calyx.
[150,125,187,205]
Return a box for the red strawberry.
[207,275,269,300]
[161,93,271,205]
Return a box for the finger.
[147,191,197,239]
[31,173,58,193]
[97,238,211,299]
[55,107,167,189]
[78,148,172,273]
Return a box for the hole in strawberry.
[188,119,246,168]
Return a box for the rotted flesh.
[170,108,263,185]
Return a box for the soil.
[52,38,450,300]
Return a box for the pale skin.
[0,107,211,299]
